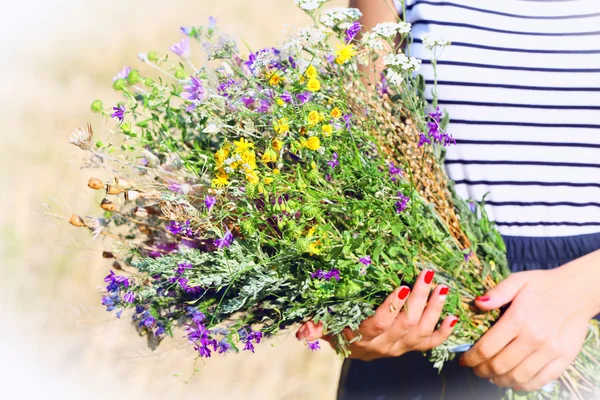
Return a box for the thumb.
[475,274,528,311]
[296,321,324,341]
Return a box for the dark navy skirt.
[337,233,600,400]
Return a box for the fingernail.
[296,325,308,340]
[398,286,410,300]
[439,285,449,296]
[424,270,435,284]
[476,296,490,302]
[458,357,466,367]
[449,317,458,328]
[514,386,524,392]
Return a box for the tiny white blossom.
[373,22,411,38]
[422,34,450,51]
[387,69,403,85]
[295,0,328,12]
[320,7,362,28]
[362,32,385,51]
[383,53,398,66]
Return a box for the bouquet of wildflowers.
[66,1,600,398]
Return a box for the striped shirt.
[393,0,600,237]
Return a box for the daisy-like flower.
[307,341,321,351]
[304,136,321,151]
[68,124,94,151]
[335,43,357,64]
[112,66,131,82]
[306,78,321,92]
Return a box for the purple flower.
[180,26,192,35]
[395,192,410,213]
[343,114,353,129]
[141,312,156,328]
[155,325,166,336]
[217,78,236,97]
[170,37,191,59]
[377,73,389,96]
[104,270,130,290]
[214,229,234,249]
[186,320,217,358]
[327,152,339,169]
[345,21,361,43]
[205,195,216,210]
[326,53,336,64]
[311,268,341,281]
[280,91,292,103]
[468,201,477,213]
[176,262,193,275]
[241,96,255,108]
[208,16,217,30]
[464,251,473,262]
[111,105,125,122]
[418,133,431,147]
[217,339,231,354]
[243,340,255,353]
[116,309,124,319]
[420,107,456,147]
[101,293,119,311]
[167,220,194,237]
[388,161,403,182]
[113,66,131,82]
[123,292,135,303]
[256,99,271,113]
[307,341,321,351]
[296,92,312,105]
[359,256,372,266]
[167,180,191,194]
[182,76,206,111]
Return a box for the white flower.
[422,34,450,51]
[373,22,412,38]
[295,0,329,12]
[320,7,362,28]
[383,53,398,66]
[387,69,403,85]
[363,32,384,51]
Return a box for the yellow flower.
[274,118,289,134]
[214,147,229,167]
[240,150,257,170]
[308,240,322,255]
[276,98,285,106]
[212,169,229,187]
[268,70,284,86]
[246,170,259,185]
[307,110,321,126]
[307,227,317,237]
[234,138,254,153]
[303,136,321,151]
[306,78,321,92]
[305,65,318,79]
[335,43,357,64]
[262,148,278,163]
[331,107,342,119]
[273,168,280,175]
[263,177,274,185]
[322,124,333,137]
[272,138,283,151]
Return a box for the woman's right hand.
[296,269,458,361]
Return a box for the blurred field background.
[0,1,347,398]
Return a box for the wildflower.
[263,177,274,184]
[167,181,191,194]
[234,138,254,153]
[418,132,431,147]
[335,43,357,64]
[387,69,403,86]
[422,34,451,51]
[111,105,126,122]
[464,251,473,262]
[215,147,229,167]
[123,292,135,303]
[212,172,229,188]
[308,110,321,125]
[113,66,131,82]
[331,107,342,119]
[272,138,283,151]
[273,168,280,175]
[101,293,120,312]
[294,0,328,12]
[170,37,191,59]
[182,76,206,108]
[217,339,231,354]
[388,161,403,182]
[246,170,259,184]
[303,136,321,151]
[343,114,353,129]
[345,21,361,43]
[395,192,410,213]
[262,148,278,163]
[205,195,216,210]
[322,124,333,137]
[311,269,341,281]
[187,320,217,358]
[276,98,285,106]
[320,7,362,28]
[468,201,477,213]
[359,256,372,266]
[104,270,130,292]
[327,152,339,169]
[297,91,312,104]
[307,341,321,351]
[306,78,321,92]
[305,65,318,79]
[373,22,411,38]
[214,229,234,249]
[268,71,284,86]
[180,26,192,35]
[68,124,94,151]
[280,91,292,103]
[274,118,290,134]
[240,150,257,170]
[167,220,194,237]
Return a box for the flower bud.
[112,261,123,270]
[137,52,148,62]
[100,198,116,211]
[69,214,87,228]
[148,51,159,62]
[90,100,104,113]
[174,68,186,80]
[106,185,123,195]
[88,177,105,190]
[102,251,114,258]
[113,78,127,91]
[127,70,142,85]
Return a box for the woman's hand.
[296,269,458,361]
[460,251,600,392]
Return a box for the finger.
[461,306,520,368]
[413,315,458,351]
[296,321,324,341]
[513,357,567,392]
[416,284,450,337]
[358,285,411,339]
[491,349,558,388]
[473,335,538,379]
[394,269,435,332]
[474,273,528,312]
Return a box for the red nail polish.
[439,286,449,296]
[398,286,410,300]
[424,270,435,284]
[449,318,458,327]
[476,296,490,302]
[458,357,466,367]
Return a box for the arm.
[460,250,600,391]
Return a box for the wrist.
[555,249,600,320]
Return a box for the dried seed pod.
[125,190,140,201]
[133,207,148,218]
[100,198,116,211]
[69,214,87,227]
[115,177,131,188]
[88,177,105,190]
[102,251,114,258]
[112,261,122,270]
[106,185,123,195]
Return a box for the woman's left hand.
[460,252,600,392]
